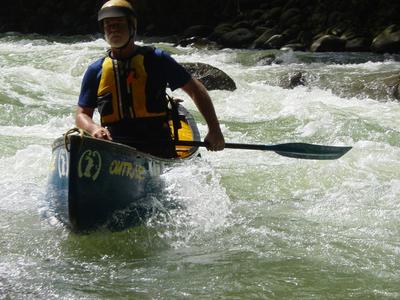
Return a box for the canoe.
[46,105,200,232]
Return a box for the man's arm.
[75,106,112,140]
[181,78,225,151]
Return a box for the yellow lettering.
[109,160,146,180]
[122,162,132,177]
[109,160,120,175]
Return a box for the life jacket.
[96,47,168,126]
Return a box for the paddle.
[175,140,351,160]
[113,136,351,160]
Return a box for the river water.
[0,33,399,299]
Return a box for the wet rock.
[252,28,277,49]
[392,83,400,100]
[254,26,270,35]
[219,28,256,48]
[257,53,280,65]
[279,8,303,28]
[282,25,302,41]
[309,12,328,34]
[281,43,306,51]
[297,31,314,46]
[181,62,237,91]
[310,35,346,52]
[208,23,233,42]
[289,72,306,88]
[383,74,400,100]
[264,34,286,49]
[279,71,307,89]
[383,74,400,86]
[142,35,180,44]
[182,25,213,38]
[232,20,253,30]
[345,37,371,52]
[248,9,265,19]
[175,37,222,50]
[260,7,282,23]
[371,25,400,53]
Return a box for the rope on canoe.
[63,127,85,152]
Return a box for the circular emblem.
[78,150,102,181]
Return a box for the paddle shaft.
[175,140,351,160]
[112,137,351,160]
[176,140,289,150]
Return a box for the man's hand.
[76,106,112,141]
[204,129,225,151]
[92,127,112,140]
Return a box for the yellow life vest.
[97,50,167,125]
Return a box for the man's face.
[103,17,131,48]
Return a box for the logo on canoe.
[109,160,145,180]
[78,150,102,181]
[57,149,69,178]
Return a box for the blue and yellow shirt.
[78,46,191,126]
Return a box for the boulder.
[282,25,301,40]
[182,25,213,38]
[297,30,314,45]
[181,62,237,91]
[248,9,265,19]
[345,37,370,52]
[220,28,256,48]
[174,37,222,50]
[281,43,306,51]
[257,53,280,65]
[232,20,253,30]
[279,8,302,28]
[288,72,306,88]
[383,74,400,87]
[310,35,346,52]
[371,25,400,53]
[278,72,307,89]
[260,7,282,22]
[264,34,286,49]
[252,28,277,49]
[392,83,400,100]
[254,26,270,35]
[309,13,328,34]
[383,74,400,100]
[208,23,233,41]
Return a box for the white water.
[1,33,400,299]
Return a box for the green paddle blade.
[266,143,352,160]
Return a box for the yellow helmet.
[98,0,137,28]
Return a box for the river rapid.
[0,33,399,299]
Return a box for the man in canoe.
[75,0,225,158]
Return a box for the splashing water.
[1,33,400,299]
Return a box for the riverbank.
[0,0,399,53]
